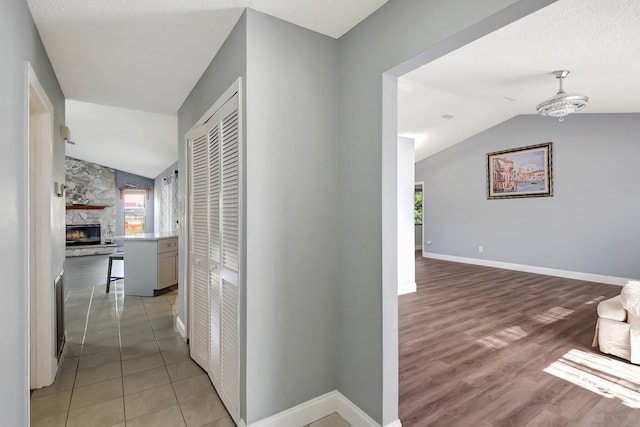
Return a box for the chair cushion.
[598,295,627,321]
[597,317,631,361]
[621,280,640,317]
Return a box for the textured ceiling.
[399,0,640,162]
[26,0,388,114]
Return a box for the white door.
[188,91,240,423]
[188,124,211,370]
[218,97,240,418]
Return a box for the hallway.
[30,279,234,426]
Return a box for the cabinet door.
[158,251,178,288]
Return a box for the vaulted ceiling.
[26,0,388,177]
[26,0,639,176]
[399,0,640,162]
[26,0,388,113]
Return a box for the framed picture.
[487,142,553,199]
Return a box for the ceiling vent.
[536,70,588,122]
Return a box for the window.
[414,187,423,225]
[123,189,147,235]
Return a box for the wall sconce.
[55,182,65,197]
[60,125,76,145]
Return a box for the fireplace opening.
[66,224,101,246]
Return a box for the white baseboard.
[246,391,336,427]
[334,391,379,427]
[244,390,401,427]
[423,252,630,286]
[415,245,422,250]
[398,282,416,295]
[176,316,187,340]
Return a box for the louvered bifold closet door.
[188,125,210,369]
[188,90,241,424]
[221,108,240,273]
[208,123,222,386]
[219,99,240,416]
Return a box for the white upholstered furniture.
[593,281,640,363]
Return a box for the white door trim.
[26,62,58,390]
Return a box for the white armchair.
[593,281,640,364]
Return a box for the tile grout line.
[34,284,187,425]
[142,289,190,425]
[160,288,232,426]
[79,286,96,353]
[63,285,96,426]
[114,279,129,425]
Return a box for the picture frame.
[487,142,553,199]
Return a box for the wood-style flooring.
[399,254,640,426]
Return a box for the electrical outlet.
[478,245,484,253]
[425,240,432,245]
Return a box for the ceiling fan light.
[536,70,588,121]
[536,95,589,117]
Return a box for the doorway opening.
[381,2,557,423]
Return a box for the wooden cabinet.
[158,243,178,289]
[124,236,178,296]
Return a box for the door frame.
[26,63,58,390]
[380,2,556,421]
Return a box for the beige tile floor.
[31,278,351,427]
[30,281,234,427]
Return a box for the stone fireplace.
[65,157,117,257]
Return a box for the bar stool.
[106,252,124,293]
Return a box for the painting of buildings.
[487,143,552,199]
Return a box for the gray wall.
[177,10,247,419]
[415,225,422,247]
[178,9,339,423]
[176,0,555,424]
[244,10,338,423]
[0,0,66,423]
[416,114,640,279]
[115,170,155,239]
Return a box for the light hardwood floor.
[399,253,639,426]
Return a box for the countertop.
[117,232,178,241]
